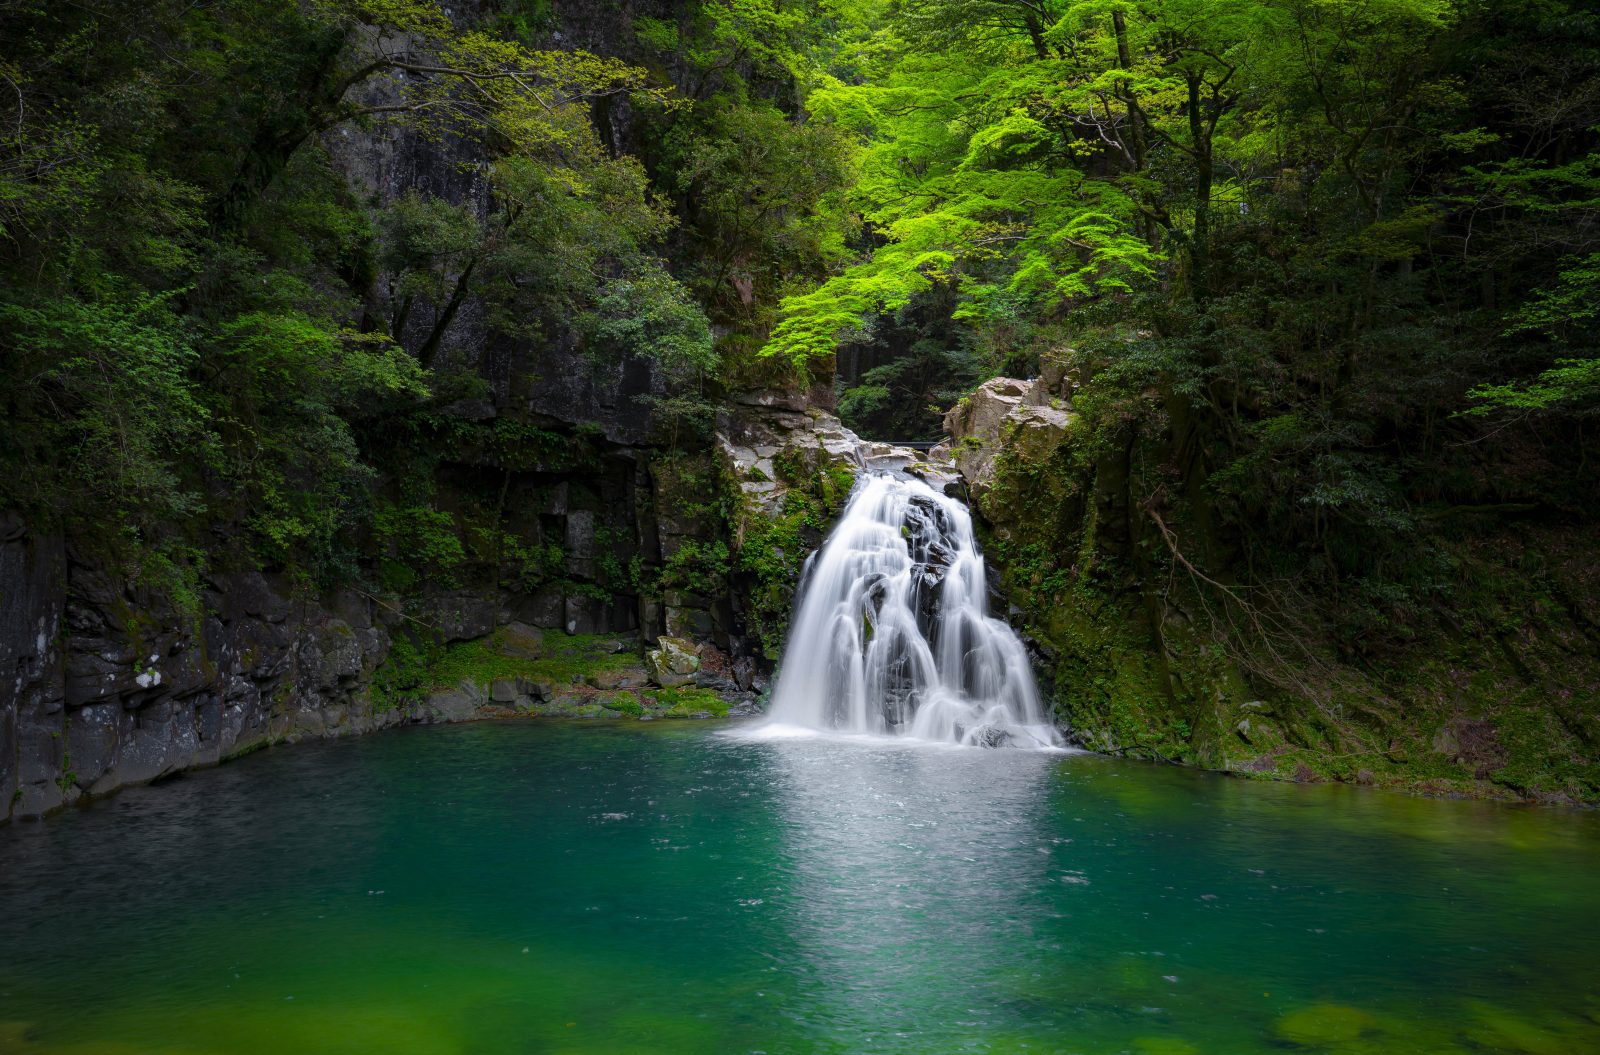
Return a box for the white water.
[763,473,1061,749]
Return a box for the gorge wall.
[0,0,871,822]
[0,394,911,822]
[937,369,1600,806]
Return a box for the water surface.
[1,721,1596,1054]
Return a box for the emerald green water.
[1,722,1597,1054]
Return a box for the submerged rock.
[1275,1004,1376,1047]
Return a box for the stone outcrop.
[938,375,1074,506]
[718,403,960,521]
[0,504,771,823]
[715,401,961,658]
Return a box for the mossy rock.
[426,629,636,692]
[652,686,730,718]
[602,694,645,717]
[1275,1003,1376,1047]
[1132,1038,1199,1055]
[1463,1001,1576,1055]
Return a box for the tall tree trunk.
[1024,13,1049,61]
[1112,11,1157,248]
[1186,71,1213,300]
[418,258,478,369]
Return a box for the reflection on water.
[0,720,1596,1054]
[761,737,1059,1045]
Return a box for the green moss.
[370,632,431,714]
[658,538,731,596]
[427,629,634,691]
[603,693,646,717]
[728,453,856,659]
[652,686,730,717]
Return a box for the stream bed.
[1,720,1597,1054]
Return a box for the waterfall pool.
[1,720,1596,1054]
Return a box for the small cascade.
[765,473,1061,748]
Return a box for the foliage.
[659,539,733,597]
[730,457,857,655]
[0,292,209,528]
[0,0,711,598]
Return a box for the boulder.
[943,376,1029,441]
[1008,404,1072,461]
[426,686,483,722]
[586,669,632,690]
[499,622,544,659]
[646,636,701,687]
[517,676,555,700]
[943,376,1074,503]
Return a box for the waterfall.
[763,473,1061,749]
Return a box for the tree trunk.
[1186,71,1213,299]
[1111,12,1157,248]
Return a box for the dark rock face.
[1,444,736,821]
[0,527,419,821]
[0,430,747,821]
[0,517,68,818]
[0,4,790,822]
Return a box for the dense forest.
[2,0,1597,801]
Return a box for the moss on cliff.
[974,415,1600,805]
[725,446,856,659]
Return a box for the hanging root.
[1140,488,1354,717]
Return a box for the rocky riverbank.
[1,398,954,822]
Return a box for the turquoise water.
[1,721,1597,1054]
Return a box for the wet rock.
[426,686,483,722]
[516,676,554,700]
[692,671,740,693]
[970,725,1012,748]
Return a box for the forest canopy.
[0,0,1595,650]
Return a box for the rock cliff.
[938,367,1600,805]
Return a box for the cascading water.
[764,473,1061,749]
